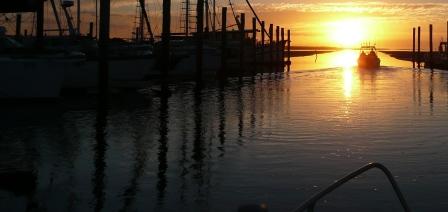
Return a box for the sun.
[329,19,366,48]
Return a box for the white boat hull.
[63,58,155,88]
[0,58,69,98]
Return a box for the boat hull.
[358,57,380,70]
[0,58,69,98]
[62,57,156,88]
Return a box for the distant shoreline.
[380,50,415,62]
[290,50,334,57]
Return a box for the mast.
[49,0,63,36]
[96,0,98,37]
[139,0,154,42]
[212,0,215,32]
[77,0,80,34]
[244,0,270,39]
[185,0,189,36]
[205,0,209,33]
[62,6,76,36]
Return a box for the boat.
[357,45,380,70]
[0,31,83,98]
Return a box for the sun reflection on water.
[343,68,354,98]
[331,50,359,98]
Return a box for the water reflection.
[343,68,355,98]
[157,95,169,204]
[2,51,448,211]
[93,101,108,212]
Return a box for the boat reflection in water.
[2,50,448,211]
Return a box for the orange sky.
[2,1,448,49]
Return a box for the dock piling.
[429,24,433,69]
[196,0,204,82]
[252,17,257,75]
[15,14,21,37]
[281,28,285,67]
[412,27,415,68]
[261,21,265,71]
[287,29,291,68]
[98,0,110,99]
[161,0,171,87]
[220,7,227,79]
[239,13,246,77]
[89,22,94,38]
[275,26,280,72]
[418,26,421,69]
[269,24,274,72]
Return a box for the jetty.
[385,21,448,70]
[0,0,292,98]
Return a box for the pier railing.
[292,162,411,212]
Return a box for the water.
[1,50,448,211]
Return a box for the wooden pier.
[412,21,448,70]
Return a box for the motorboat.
[358,45,380,70]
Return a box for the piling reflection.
[218,84,226,156]
[157,94,169,204]
[93,101,108,212]
[3,51,448,211]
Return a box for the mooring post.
[418,26,421,69]
[412,27,415,68]
[287,29,291,68]
[281,28,285,67]
[239,13,246,77]
[196,0,204,82]
[15,13,22,37]
[161,0,171,92]
[98,0,110,99]
[275,26,280,71]
[252,17,257,75]
[220,7,227,79]
[269,24,273,71]
[89,22,94,38]
[24,30,28,37]
[261,21,265,68]
[429,24,433,69]
[36,0,44,47]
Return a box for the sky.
[2,0,448,49]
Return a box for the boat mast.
[138,0,154,43]
[77,0,80,34]
[49,0,63,36]
[61,0,76,36]
[205,0,209,33]
[212,0,215,32]
[244,0,270,39]
[96,0,98,38]
[185,0,189,36]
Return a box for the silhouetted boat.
[358,45,380,70]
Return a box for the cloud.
[252,2,448,21]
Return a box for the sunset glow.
[329,19,366,48]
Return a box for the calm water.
[1,50,448,211]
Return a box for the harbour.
[2,1,448,211]
[2,51,448,211]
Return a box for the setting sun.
[329,19,366,48]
